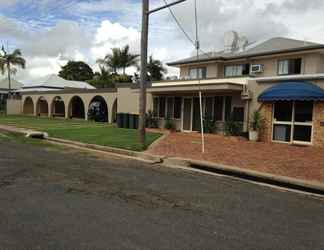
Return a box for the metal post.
[194,0,204,153]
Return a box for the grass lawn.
[0,115,162,151]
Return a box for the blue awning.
[258,81,324,102]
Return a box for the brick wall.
[258,102,324,147]
[259,103,273,143]
[313,102,324,147]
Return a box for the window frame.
[277,58,302,76]
[188,67,207,79]
[272,101,313,145]
[224,64,250,78]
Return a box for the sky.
[1,0,324,81]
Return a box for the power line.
[162,0,211,58]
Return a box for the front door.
[183,98,192,131]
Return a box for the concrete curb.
[163,157,324,196]
[0,125,163,164]
[46,137,163,164]
[1,125,324,195]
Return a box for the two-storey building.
[15,32,324,147]
[147,32,324,146]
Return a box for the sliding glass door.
[272,101,313,144]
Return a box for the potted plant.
[164,117,176,132]
[249,111,262,141]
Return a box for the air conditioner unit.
[251,64,263,74]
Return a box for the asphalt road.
[0,138,323,250]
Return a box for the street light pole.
[139,0,187,149]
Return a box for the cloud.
[22,20,91,58]
[2,0,324,81]
[91,20,140,59]
[0,0,17,6]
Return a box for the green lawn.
[0,115,162,151]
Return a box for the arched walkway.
[23,97,34,115]
[51,96,65,118]
[36,97,49,116]
[88,95,108,122]
[111,99,117,123]
[68,96,85,119]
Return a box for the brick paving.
[147,132,324,183]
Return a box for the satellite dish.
[224,31,239,53]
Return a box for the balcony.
[148,77,248,94]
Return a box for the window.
[272,101,313,143]
[153,97,159,117]
[278,58,302,75]
[274,101,293,122]
[214,96,224,121]
[189,67,207,79]
[224,64,250,77]
[224,96,232,121]
[232,107,244,122]
[174,97,182,119]
[159,97,166,118]
[166,97,174,119]
[154,96,182,119]
[205,97,214,120]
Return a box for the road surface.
[0,138,323,250]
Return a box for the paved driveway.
[148,132,324,183]
[0,138,324,250]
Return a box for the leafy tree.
[97,48,121,74]
[0,48,26,96]
[119,45,139,75]
[147,56,167,81]
[97,45,139,75]
[88,66,114,88]
[59,61,94,81]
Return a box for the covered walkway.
[21,89,117,123]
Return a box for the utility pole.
[139,0,187,149]
[139,0,149,148]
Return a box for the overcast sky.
[1,0,324,81]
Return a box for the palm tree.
[147,56,167,81]
[119,45,139,75]
[97,48,121,74]
[0,47,26,97]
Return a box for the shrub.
[164,117,175,131]
[224,113,243,136]
[204,118,216,134]
[250,111,262,131]
[145,110,158,128]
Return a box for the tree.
[147,56,167,81]
[119,45,139,75]
[0,47,26,96]
[59,61,94,81]
[97,45,139,75]
[97,48,121,74]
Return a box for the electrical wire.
[162,0,212,58]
